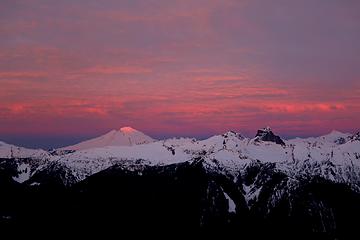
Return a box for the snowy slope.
[0,141,49,159]
[317,130,351,143]
[0,141,50,183]
[288,130,351,146]
[60,127,156,151]
[53,141,193,181]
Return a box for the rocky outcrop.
[254,127,285,145]
[349,132,360,142]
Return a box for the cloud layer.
[1,0,360,147]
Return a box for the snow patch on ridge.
[223,191,236,213]
[12,163,30,183]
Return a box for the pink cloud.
[0,71,48,78]
[10,104,26,114]
[264,103,346,113]
[0,0,359,141]
[83,65,152,75]
[83,107,108,116]
[0,20,38,34]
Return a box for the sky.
[1,0,360,149]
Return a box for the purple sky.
[1,0,360,148]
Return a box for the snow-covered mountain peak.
[60,127,156,151]
[324,130,347,137]
[318,130,351,144]
[222,131,244,140]
[262,126,272,132]
[119,126,137,133]
[0,140,49,159]
[329,130,344,135]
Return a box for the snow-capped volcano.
[60,127,156,151]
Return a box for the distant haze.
[1,0,359,148]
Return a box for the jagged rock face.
[255,127,285,145]
[350,132,360,142]
[222,131,244,140]
[0,157,48,184]
[240,161,360,236]
[28,161,79,187]
[335,137,347,145]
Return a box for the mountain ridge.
[1,126,358,186]
[1,126,359,237]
